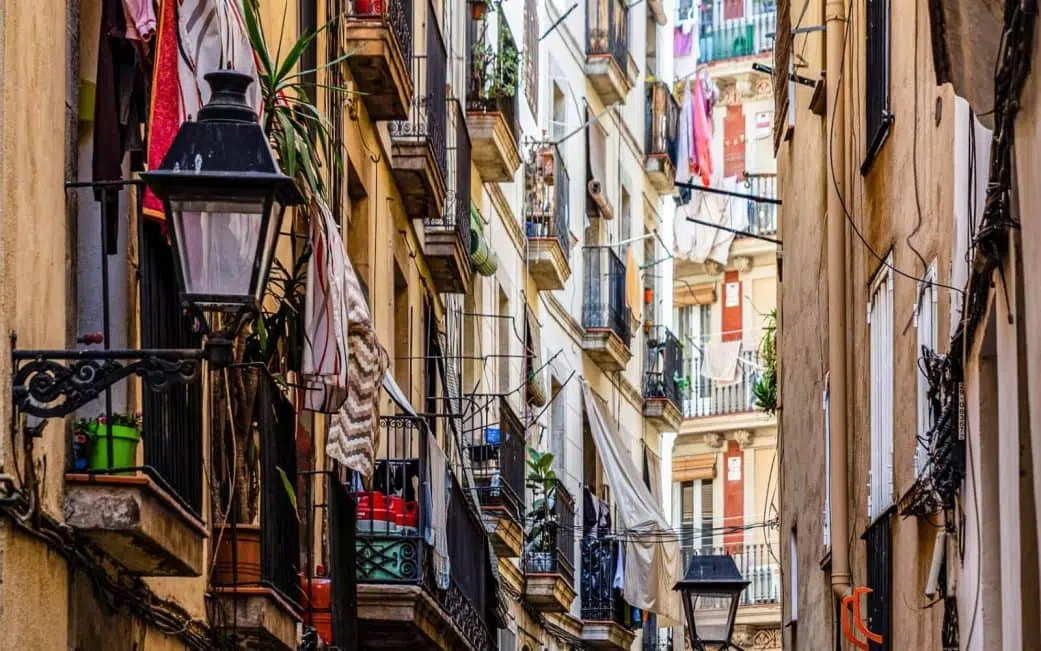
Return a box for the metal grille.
[865,0,891,158]
[586,0,630,72]
[139,219,203,517]
[864,515,892,651]
[525,146,570,260]
[682,350,761,418]
[644,325,683,407]
[466,395,525,524]
[523,0,538,116]
[447,470,489,619]
[745,173,778,234]
[698,9,776,63]
[645,81,679,164]
[580,536,627,623]
[258,372,301,606]
[467,10,521,144]
[390,4,446,178]
[582,246,631,347]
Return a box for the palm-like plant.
[752,310,777,415]
[525,448,558,560]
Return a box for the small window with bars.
[864,0,892,171]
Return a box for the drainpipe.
[826,0,852,598]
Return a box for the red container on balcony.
[356,491,390,521]
[353,0,383,16]
[299,570,333,644]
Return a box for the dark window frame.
[862,0,893,174]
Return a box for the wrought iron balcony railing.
[586,0,630,72]
[744,173,777,235]
[644,326,683,407]
[582,246,631,348]
[645,81,679,165]
[431,100,473,254]
[465,395,525,525]
[580,536,631,625]
[467,9,521,144]
[642,628,675,650]
[355,415,493,649]
[347,0,413,69]
[525,145,570,260]
[682,543,780,606]
[698,9,776,64]
[390,4,447,179]
[681,349,762,418]
[523,482,576,586]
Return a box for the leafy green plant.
[752,310,777,415]
[525,447,558,553]
[96,411,142,430]
[470,13,520,102]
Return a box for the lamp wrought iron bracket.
[11,336,204,419]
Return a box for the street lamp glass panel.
[684,591,738,643]
[168,196,272,307]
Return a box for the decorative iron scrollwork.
[13,351,201,418]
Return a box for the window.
[679,479,714,552]
[789,529,798,622]
[498,288,511,393]
[868,261,894,520]
[864,0,892,169]
[551,81,567,142]
[823,375,831,550]
[618,187,632,257]
[524,0,538,116]
[915,264,938,477]
[551,379,567,474]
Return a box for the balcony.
[424,101,474,294]
[744,173,777,236]
[391,6,447,221]
[643,326,684,431]
[210,369,302,650]
[582,247,632,371]
[580,537,636,649]
[585,0,635,104]
[526,146,572,290]
[466,395,525,558]
[522,483,577,612]
[63,221,205,578]
[642,628,675,650]
[682,349,761,419]
[682,543,780,609]
[355,415,495,650]
[698,9,777,65]
[644,81,680,193]
[343,0,414,120]
[466,10,522,182]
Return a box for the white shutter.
[868,261,894,520]
[914,265,938,477]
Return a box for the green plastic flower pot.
[87,423,140,475]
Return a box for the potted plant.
[525,448,558,573]
[752,310,777,414]
[83,411,142,475]
[470,0,491,20]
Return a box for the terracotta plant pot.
[643,287,654,305]
[470,0,488,20]
[211,524,262,586]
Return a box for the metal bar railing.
[523,482,576,587]
[697,10,776,64]
[525,145,570,261]
[430,100,473,262]
[586,0,630,72]
[682,350,761,418]
[467,9,521,144]
[466,395,525,525]
[683,543,781,606]
[645,81,679,166]
[447,470,490,620]
[582,246,632,347]
[644,325,683,406]
[347,0,413,72]
[389,5,446,179]
[257,370,302,607]
[580,536,628,625]
[745,173,777,235]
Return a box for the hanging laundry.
[692,79,714,186]
[674,27,694,57]
[625,247,641,324]
[702,340,743,385]
[145,0,262,220]
[122,0,157,42]
[676,83,694,187]
[613,540,625,590]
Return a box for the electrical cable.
[826,0,966,297]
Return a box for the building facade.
[0,0,688,649]
[776,0,1041,649]
[667,0,781,648]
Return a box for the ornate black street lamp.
[12,70,302,420]
[673,554,750,651]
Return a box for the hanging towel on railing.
[306,199,389,476]
[702,340,743,385]
[427,432,451,590]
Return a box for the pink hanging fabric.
[674,28,693,56]
[692,80,714,185]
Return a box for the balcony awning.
[581,381,683,626]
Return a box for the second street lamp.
[673,554,750,651]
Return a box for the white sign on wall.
[727,456,742,481]
[725,282,740,307]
